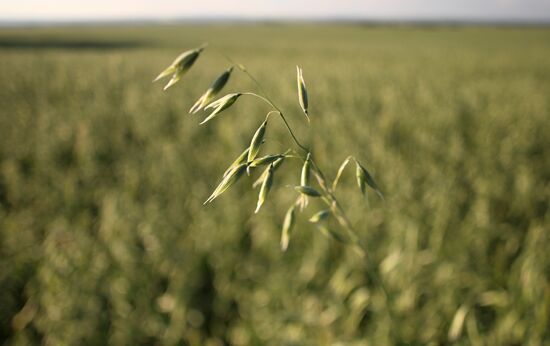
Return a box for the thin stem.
[265,110,280,119]
[242,92,309,153]
[233,65,309,154]
[242,92,278,110]
[240,66,396,335]
[210,49,279,114]
[236,66,280,114]
[210,44,237,68]
[194,46,398,340]
[309,155,398,341]
[278,113,309,153]
[241,69,271,101]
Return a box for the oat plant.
[154,44,384,256]
[153,46,397,327]
[163,44,400,339]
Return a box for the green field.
[1,24,549,345]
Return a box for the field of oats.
[1,24,549,345]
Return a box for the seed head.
[296,66,310,122]
[248,154,285,168]
[281,205,296,251]
[295,185,321,197]
[298,153,312,210]
[204,163,247,204]
[201,93,242,125]
[154,46,204,90]
[301,153,311,186]
[332,156,352,191]
[253,155,285,188]
[247,120,267,163]
[355,161,384,200]
[190,67,233,114]
[255,163,274,213]
[223,148,249,177]
[309,210,330,223]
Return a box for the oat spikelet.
[309,210,330,223]
[355,161,384,200]
[223,148,249,177]
[296,66,310,122]
[190,67,233,114]
[298,153,311,210]
[280,205,296,251]
[201,93,242,125]
[295,185,321,197]
[204,163,247,204]
[255,163,274,213]
[253,155,286,188]
[248,120,268,164]
[154,46,205,90]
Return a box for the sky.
[1,0,550,22]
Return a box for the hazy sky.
[1,0,550,22]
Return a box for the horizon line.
[2,16,550,28]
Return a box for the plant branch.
[242,92,309,153]
[169,45,398,341]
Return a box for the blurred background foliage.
[0,25,549,345]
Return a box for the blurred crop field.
[1,24,549,345]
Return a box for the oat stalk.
[154,44,396,337]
